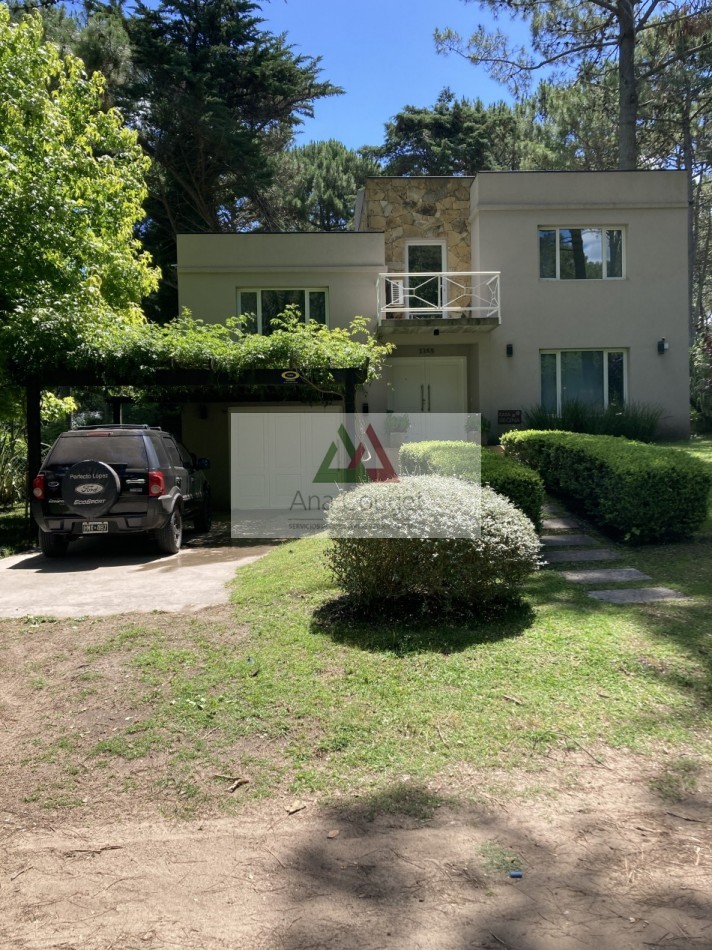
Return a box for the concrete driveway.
[0,521,273,619]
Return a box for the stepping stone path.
[588,587,689,604]
[559,568,651,584]
[541,534,597,546]
[540,509,688,604]
[544,548,620,564]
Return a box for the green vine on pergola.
[5,310,392,395]
[9,309,392,499]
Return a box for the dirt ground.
[1,608,711,950]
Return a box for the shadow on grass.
[310,594,536,655]
[627,598,712,717]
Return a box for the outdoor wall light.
[657,338,669,354]
[506,343,514,357]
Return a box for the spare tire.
[61,459,121,517]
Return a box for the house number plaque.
[498,410,522,425]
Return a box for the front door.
[389,357,466,441]
[389,357,466,413]
[406,242,446,318]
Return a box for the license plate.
[82,522,109,534]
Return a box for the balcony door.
[406,241,446,318]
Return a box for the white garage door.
[230,410,346,513]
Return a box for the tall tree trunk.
[618,1,638,170]
[681,94,696,343]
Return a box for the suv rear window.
[47,434,149,468]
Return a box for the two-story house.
[178,170,690,510]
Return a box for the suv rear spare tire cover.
[61,459,121,517]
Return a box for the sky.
[59,0,530,151]
[259,0,522,150]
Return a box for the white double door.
[388,356,467,441]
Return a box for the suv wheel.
[38,530,69,558]
[156,507,182,555]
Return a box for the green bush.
[399,440,543,529]
[522,400,663,442]
[501,430,712,542]
[325,475,541,605]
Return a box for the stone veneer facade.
[357,177,474,274]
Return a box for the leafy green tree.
[690,331,712,430]
[636,30,712,335]
[436,1,712,170]
[120,0,340,319]
[276,140,379,230]
[0,7,157,342]
[0,5,158,494]
[364,89,526,174]
[74,1,132,108]
[522,76,620,170]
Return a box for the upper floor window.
[237,289,328,334]
[539,228,624,280]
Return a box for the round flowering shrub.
[324,475,541,605]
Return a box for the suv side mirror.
[195,457,210,470]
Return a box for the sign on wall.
[497,410,522,425]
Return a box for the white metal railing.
[377,271,500,322]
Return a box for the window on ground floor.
[237,289,328,334]
[541,349,626,414]
[539,227,624,280]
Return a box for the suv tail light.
[32,474,46,500]
[148,471,165,497]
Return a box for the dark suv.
[31,425,211,557]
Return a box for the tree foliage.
[0,7,158,338]
[276,140,379,230]
[4,310,393,392]
[364,89,526,174]
[118,0,340,319]
[436,1,712,170]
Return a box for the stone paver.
[558,568,652,585]
[539,500,684,607]
[542,517,580,531]
[541,534,597,547]
[543,549,621,564]
[587,587,689,604]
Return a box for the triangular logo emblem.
[314,423,397,483]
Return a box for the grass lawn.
[4,437,710,817]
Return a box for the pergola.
[24,366,365,494]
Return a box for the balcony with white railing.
[377,271,500,331]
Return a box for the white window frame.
[541,348,628,415]
[236,288,328,334]
[539,227,625,280]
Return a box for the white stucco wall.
[177,232,385,332]
[470,171,690,438]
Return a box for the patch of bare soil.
[1,611,710,949]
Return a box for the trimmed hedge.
[325,475,541,605]
[501,430,712,542]
[399,440,544,529]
